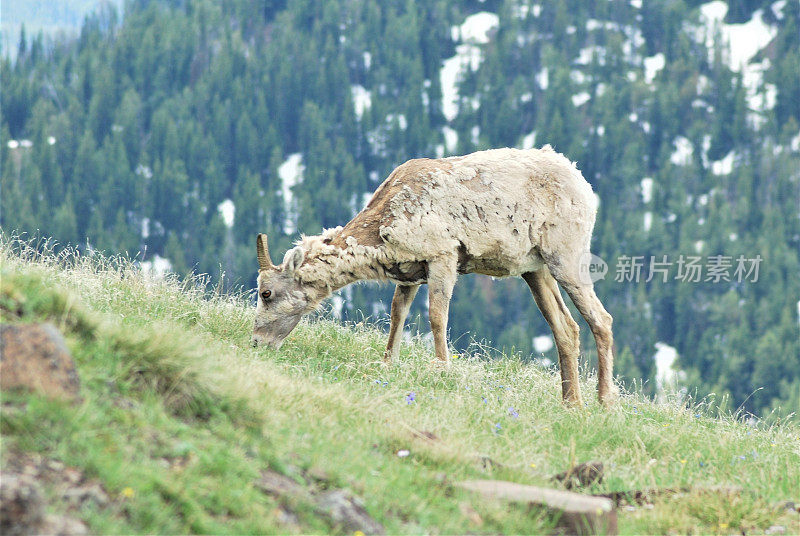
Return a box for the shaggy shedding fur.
[253,147,617,406]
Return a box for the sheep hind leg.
[383,284,419,363]
[558,278,618,407]
[523,269,583,406]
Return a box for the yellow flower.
[680,459,687,464]
[530,463,536,468]
[354,531,366,536]
[121,487,135,499]
[452,354,461,359]
[718,522,729,529]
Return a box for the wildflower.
[529,463,536,468]
[694,413,701,418]
[508,407,519,419]
[680,459,687,464]
[121,487,135,499]
[397,450,410,458]
[405,392,416,404]
[494,422,502,432]
[452,353,461,359]
[354,531,366,536]
[718,523,729,530]
[481,397,488,404]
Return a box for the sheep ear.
[283,246,305,273]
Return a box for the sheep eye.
[261,290,272,301]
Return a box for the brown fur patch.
[331,158,454,249]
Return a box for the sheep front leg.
[427,256,458,362]
[384,284,419,363]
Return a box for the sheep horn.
[256,233,272,270]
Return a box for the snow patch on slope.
[351,85,372,119]
[654,342,685,401]
[440,12,499,122]
[699,2,777,71]
[643,53,665,84]
[711,151,736,175]
[572,92,590,107]
[279,153,305,233]
[697,2,778,127]
[443,126,458,153]
[641,177,654,203]
[670,137,694,166]
[520,131,537,150]
[141,255,172,278]
[533,335,553,353]
[217,199,235,228]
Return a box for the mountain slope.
[2,0,798,418]
[1,236,798,534]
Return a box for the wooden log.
[457,479,617,535]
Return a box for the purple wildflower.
[405,392,416,405]
[508,407,519,419]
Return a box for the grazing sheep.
[252,146,617,406]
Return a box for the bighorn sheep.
[252,146,617,406]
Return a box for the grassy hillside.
[1,236,798,535]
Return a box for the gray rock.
[315,489,385,535]
[0,473,45,536]
[254,469,310,500]
[63,483,109,508]
[41,514,88,535]
[254,469,384,534]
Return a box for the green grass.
[1,236,799,534]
